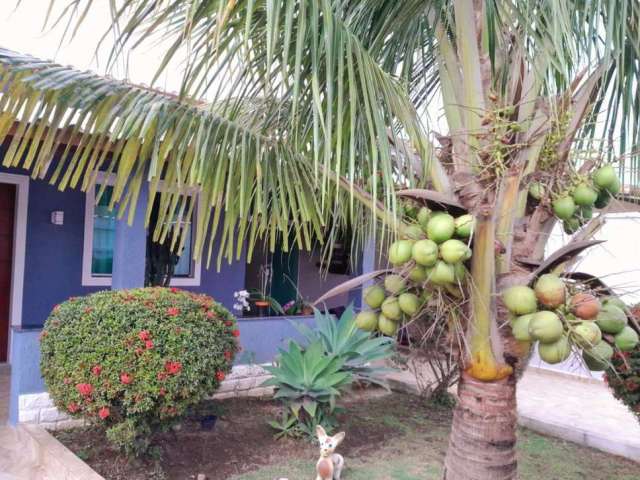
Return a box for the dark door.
[0,184,14,362]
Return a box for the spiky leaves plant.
[293,305,394,387]
[3,1,640,478]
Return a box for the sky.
[0,1,185,93]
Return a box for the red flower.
[52,304,60,313]
[84,307,93,314]
[232,329,240,337]
[175,327,183,334]
[98,407,110,420]
[159,387,167,396]
[225,321,233,327]
[164,361,182,375]
[138,330,151,341]
[67,402,80,413]
[39,331,48,341]
[167,307,180,317]
[224,351,233,360]
[157,371,167,381]
[135,347,144,356]
[206,311,215,319]
[91,365,102,376]
[170,287,179,293]
[63,377,72,385]
[216,371,226,381]
[120,373,133,385]
[76,383,93,396]
[145,340,154,350]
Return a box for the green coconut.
[511,314,534,342]
[417,207,432,229]
[538,335,572,364]
[595,303,627,334]
[453,262,467,282]
[388,240,414,266]
[593,164,617,190]
[594,190,612,209]
[402,224,425,241]
[583,340,614,371]
[563,217,581,235]
[426,213,456,243]
[528,311,564,343]
[412,239,439,267]
[502,285,538,315]
[384,274,406,295]
[534,274,566,308]
[602,296,627,311]
[614,326,639,351]
[528,182,545,200]
[363,285,386,309]
[381,296,402,320]
[552,196,576,220]
[606,176,621,195]
[399,293,421,316]
[404,205,419,220]
[408,265,428,283]
[439,239,471,264]
[454,214,475,238]
[428,261,456,286]
[355,311,379,332]
[378,314,399,337]
[572,184,598,206]
[572,321,602,349]
[576,206,593,223]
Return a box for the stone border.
[18,364,274,429]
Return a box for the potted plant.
[248,265,284,316]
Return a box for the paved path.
[385,363,640,462]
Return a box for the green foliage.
[263,340,352,438]
[39,287,239,455]
[294,306,395,387]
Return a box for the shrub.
[40,287,239,454]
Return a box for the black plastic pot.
[200,414,217,431]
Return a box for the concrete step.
[0,424,103,480]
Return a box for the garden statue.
[315,426,345,480]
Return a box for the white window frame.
[82,173,202,287]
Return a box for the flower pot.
[200,414,217,431]
[254,300,270,317]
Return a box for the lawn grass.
[229,393,640,480]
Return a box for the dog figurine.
[315,425,345,480]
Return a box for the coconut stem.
[467,216,513,381]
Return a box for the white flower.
[232,303,244,312]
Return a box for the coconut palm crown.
[2,1,640,479]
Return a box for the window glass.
[89,185,194,278]
[91,186,116,275]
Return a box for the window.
[82,174,202,287]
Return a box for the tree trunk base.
[443,372,517,480]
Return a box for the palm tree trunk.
[443,372,518,480]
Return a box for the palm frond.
[0,48,325,268]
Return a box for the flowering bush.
[604,303,640,420]
[40,287,239,454]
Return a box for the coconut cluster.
[356,205,474,336]
[529,164,619,234]
[503,274,638,369]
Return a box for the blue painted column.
[358,236,377,306]
[111,182,148,289]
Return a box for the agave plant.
[263,340,352,436]
[293,306,394,388]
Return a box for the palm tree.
[2,1,640,478]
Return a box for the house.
[0,49,362,428]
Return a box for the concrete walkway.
[385,364,640,462]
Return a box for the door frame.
[0,173,28,363]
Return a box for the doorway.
[0,183,15,363]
